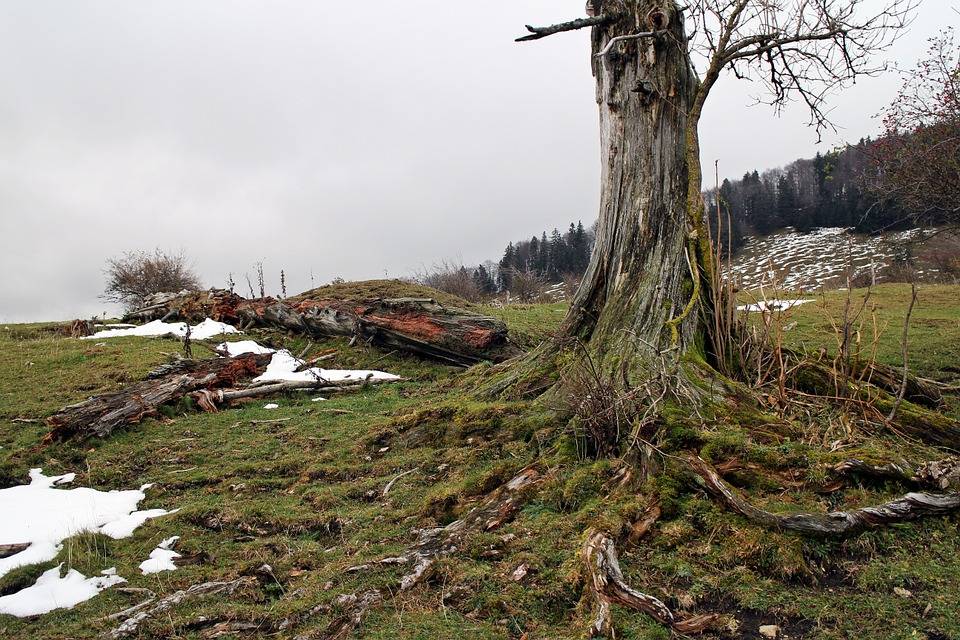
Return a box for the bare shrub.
[560,350,640,459]
[505,267,546,303]
[103,249,202,311]
[926,233,960,283]
[416,261,483,302]
[561,273,581,300]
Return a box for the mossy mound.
[291,279,472,309]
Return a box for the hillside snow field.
[728,227,934,291]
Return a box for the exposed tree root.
[300,467,543,638]
[582,530,721,637]
[101,577,257,639]
[397,465,542,590]
[690,456,960,537]
[833,456,960,491]
[790,360,960,448]
[316,590,383,640]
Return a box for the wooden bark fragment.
[690,456,960,537]
[317,590,382,640]
[124,289,518,366]
[45,353,273,442]
[582,530,720,637]
[0,543,30,558]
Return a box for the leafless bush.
[561,273,581,300]
[927,233,960,283]
[883,262,920,284]
[505,267,546,303]
[560,350,640,459]
[102,249,201,311]
[416,261,483,302]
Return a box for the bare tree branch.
[515,14,617,42]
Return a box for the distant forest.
[495,222,595,290]
[487,133,952,288]
[706,138,926,253]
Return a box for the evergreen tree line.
[496,222,595,290]
[704,138,933,254]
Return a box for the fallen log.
[690,456,960,537]
[124,285,520,366]
[0,543,30,558]
[190,376,400,412]
[45,353,273,441]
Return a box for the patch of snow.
[139,536,181,575]
[737,299,814,313]
[82,318,239,341]
[99,507,179,539]
[0,469,176,580]
[0,565,126,617]
[311,397,327,402]
[253,350,400,385]
[189,319,241,340]
[263,403,279,410]
[216,340,275,356]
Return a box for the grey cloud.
[0,1,947,322]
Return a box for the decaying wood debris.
[834,456,960,491]
[45,353,274,441]
[124,288,519,366]
[45,351,396,442]
[690,456,960,537]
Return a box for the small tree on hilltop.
[869,28,960,228]
[103,249,202,311]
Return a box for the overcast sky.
[0,1,947,322]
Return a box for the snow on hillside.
[728,227,932,291]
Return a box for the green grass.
[0,284,958,638]
[736,283,960,379]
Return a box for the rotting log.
[124,289,519,366]
[582,530,720,637]
[190,376,400,412]
[0,543,30,558]
[690,456,960,537]
[45,353,273,442]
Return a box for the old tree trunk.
[494,3,712,396]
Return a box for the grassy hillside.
[0,283,958,639]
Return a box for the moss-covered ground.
[0,282,957,639]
